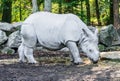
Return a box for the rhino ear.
[82,29,89,37]
[94,29,99,43]
[95,29,98,36]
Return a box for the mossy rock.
[105,46,120,51]
[99,44,106,52]
[1,47,15,54]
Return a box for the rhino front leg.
[66,41,83,65]
[69,53,74,62]
[24,46,37,64]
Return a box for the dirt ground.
[0,50,120,81]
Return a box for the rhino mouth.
[89,58,99,64]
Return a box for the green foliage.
[99,44,106,52]
[0,0,2,19]
[0,0,118,25]
[12,0,32,22]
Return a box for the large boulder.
[12,22,23,30]
[1,47,15,54]
[0,22,14,31]
[0,22,22,36]
[100,51,120,60]
[99,24,120,46]
[7,31,21,48]
[0,30,7,45]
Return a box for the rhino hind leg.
[18,43,37,63]
[23,45,37,63]
[18,43,27,63]
[66,41,83,65]
[18,24,38,63]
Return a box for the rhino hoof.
[28,61,38,64]
[28,63,36,65]
[19,60,26,64]
[73,62,84,65]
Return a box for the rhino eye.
[89,49,92,52]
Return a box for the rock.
[0,22,14,31]
[100,51,120,60]
[0,30,8,45]
[0,22,22,33]
[7,31,21,48]
[99,24,120,46]
[12,22,23,30]
[105,46,120,51]
[1,47,15,54]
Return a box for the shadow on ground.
[0,50,120,81]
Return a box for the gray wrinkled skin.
[18,12,99,64]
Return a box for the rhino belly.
[36,30,65,50]
[37,39,64,50]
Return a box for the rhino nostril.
[93,61,98,64]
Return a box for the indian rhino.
[18,12,100,64]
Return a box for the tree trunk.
[80,0,84,20]
[19,0,22,21]
[86,0,91,25]
[2,0,12,23]
[113,0,120,29]
[44,0,52,12]
[32,0,38,13]
[58,0,62,14]
[95,0,101,25]
[37,0,43,11]
[66,0,74,13]
[109,0,113,24]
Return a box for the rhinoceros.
[18,12,100,64]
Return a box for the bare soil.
[0,50,120,81]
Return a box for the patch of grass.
[36,57,71,65]
[101,58,120,63]
[99,59,120,68]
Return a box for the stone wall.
[99,25,120,51]
[0,22,22,54]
